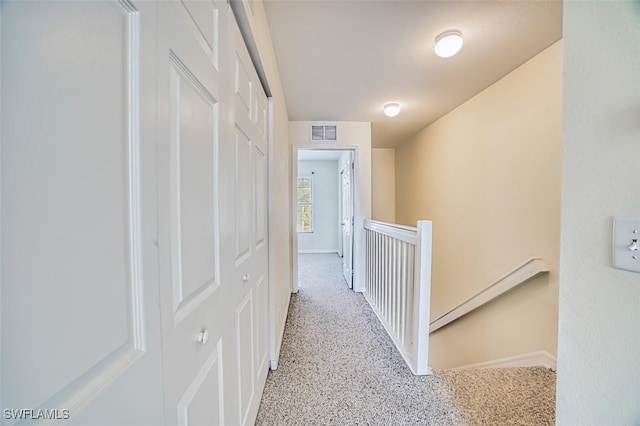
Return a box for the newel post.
[412,220,433,375]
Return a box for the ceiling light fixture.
[434,30,463,58]
[383,102,400,117]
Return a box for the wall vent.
[310,125,337,141]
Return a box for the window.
[297,176,313,232]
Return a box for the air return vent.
[310,125,337,141]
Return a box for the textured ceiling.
[264,0,563,148]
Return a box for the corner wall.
[395,41,562,368]
[557,2,640,423]
[371,148,395,223]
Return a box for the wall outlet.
[613,217,640,273]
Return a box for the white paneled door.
[226,19,270,426]
[1,1,269,425]
[156,1,230,425]
[341,155,354,288]
[1,1,165,424]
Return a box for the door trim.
[291,145,361,293]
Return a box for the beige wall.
[231,0,292,366]
[396,41,562,368]
[371,148,395,223]
[557,2,640,424]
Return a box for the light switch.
[613,217,640,273]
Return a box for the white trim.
[453,351,557,371]
[269,288,290,371]
[292,145,361,293]
[298,249,339,254]
[411,221,433,375]
[291,146,298,293]
[267,97,279,374]
[430,257,550,333]
[0,2,4,409]
[364,219,417,245]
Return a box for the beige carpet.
[256,254,556,425]
[438,367,556,425]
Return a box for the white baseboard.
[298,249,339,254]
[453,350,557,371]
[269,291,291,371]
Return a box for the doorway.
[293,148,355,292]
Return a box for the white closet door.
[2,2,269,424]
[1,1,164,424]
[155,1,235,425]
[221,18,270,426]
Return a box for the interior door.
[225,18,270,426]
[341,154,354,288]
[156,1,233,424]
[1,1,165,424]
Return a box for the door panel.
[157,1,228,424]
[234,56,252,118]
[342,155,354,288]
[254,92,268,139]
[255,145,267,250]
[2,2,269,424]
[1,1,164,423]
[180,0,220,65]
[170,59,219,315]
[226,19,270,426]
[236,291,255,426]
[255,273,269,377]
[176,341,225,426]
[234,125,253,266]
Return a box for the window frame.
[297,175,314,233]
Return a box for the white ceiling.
[263,0,563,148]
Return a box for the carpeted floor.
[255,253,556,425]
[440,367,556,425]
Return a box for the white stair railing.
[364,219,432,375]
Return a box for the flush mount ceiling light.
[383,102,401,117]
[434,30,463,58]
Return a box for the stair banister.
[363,219,432,375]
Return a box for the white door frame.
[339,152,354,288]
[337,160,344,258]
[291,145,363,293]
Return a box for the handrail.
[429,257,549,333]
[364,219,418,244]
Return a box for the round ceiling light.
[434,30,463,58]
[383,102,400,117]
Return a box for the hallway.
[256,253,464,424]
[255,254,556,425]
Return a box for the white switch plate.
[613,217,640,273]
